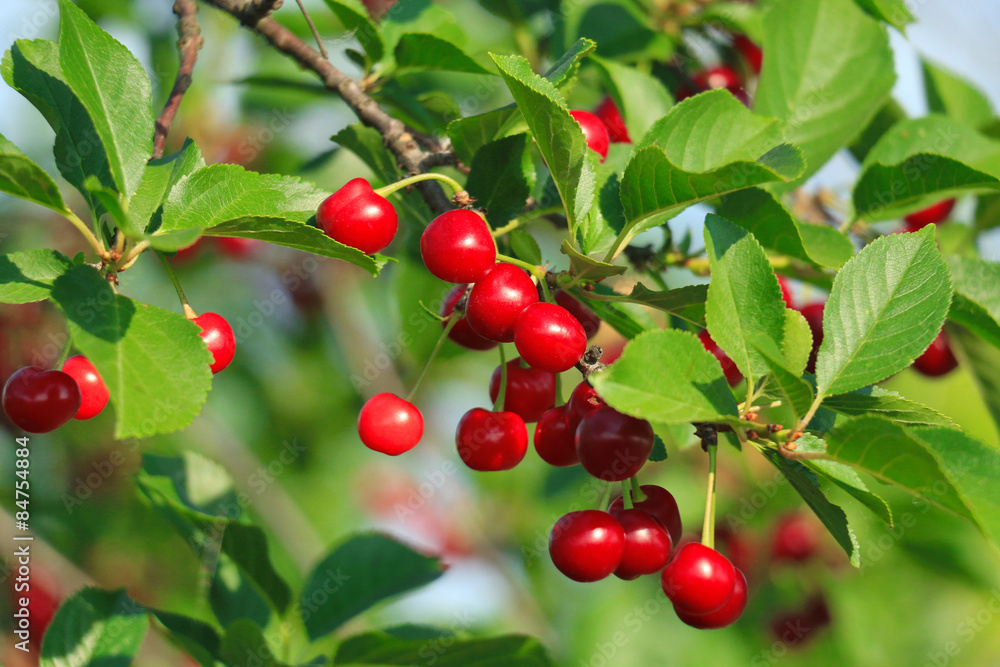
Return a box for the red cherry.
[192,312,236,374]
[317,178,398,254]
[514,302,587,373]
[694,65,742,91]
[358,392,423,456]
[769,595,831,646]
[440,285,497,351]
[698,330,742,386]
[609,484,683,546]
[466,264,539,343]
[567,381,604,432]
[904,199,955,231]
[661,542,738,615]
[2,367,81,433]
[534,405,579,466]
[913,329,958,377]
[214,236,260,258]
[420,209,497,283]
[595,97,630,144]
[172,239,205,263]
[799,303,824,375]
[61,355,109,420]
[554,290,601,339]
[611,508,673,580]
[489,358,556,423]
[733,34,763,73]
[771,512,820,563]
[569,110,610,162]
[549,510,626,582]
[456,407,528,471]
[777,275,794,309]
[575,405,654,481]
[675,568,748,629]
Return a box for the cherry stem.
[55,337,72,369]
[629,476,646,503]
[701,441,718,550]
[374,173,465,199]
[63,209,109,260]
[496,253,550,300]
[404,314,459,403]
[621,480,633,510]
[598,482,613,512]
[157,251,197,319]
[493,344,508,412]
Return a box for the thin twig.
[199,0,453,214]
[154,0,205,159]
[293,0,328,59]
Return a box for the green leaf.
[950,325,1000,433]
[823,416,971,519]
[755,0,895,186]
[694,2,764,42]
[761,449,860,566]
[823,385,956,428]
[221,620,279,667]
[617,91,804,249]
[913,427,1000,551]
[2,39,116,212]
[0,249,73,304]
[945,255,1000,349]
[149,609,222,667]
[803,451,894,525]
[852,0,914,31]
[751,336,813,420]
[848,98,907,163]
[323,0,384,64]
[40,588,148,667]
[0,132,66,213]
[334,632,554,666]
[84,175,127,228]
[584,283,707,324]
[853,116,1000,222]
[580,285,658,340]
[302,533,445,641]
[465,134,535,227]
[716,188,853,269]
[203,217,385,276]
[491,53,596,232]
[576,155,625,256]
[922,59,995,131]
[508,229,542,265]
[589,329,740,426]
[559,241,626,280]
[542,37,597,89]
[781,309,814,377]
[51,265,214,438]
[380,0,465,67]
[56,0,153,197]
[395,33,492,74]
[560,0,673,60]
[125,138,205,238]
[815,226,953,397]
[590,55,673,143]
[704,214,788,381]
[333,123,401,184]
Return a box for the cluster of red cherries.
[1,311,236,434]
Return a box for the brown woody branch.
[153,0,205,159]
[199,0,453,214]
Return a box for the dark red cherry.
[456,407,528,471]
[534,405,579,467]
[733,34,763,73]
[567,381,604,432]
[549,510,625,582]
[609,484,683,546]
[569,110,610,162]
[440,284,497,351]
[769,595,831,646]
[214,237,260,258]
[575,405,654,482]
[192,312,236,374]
[595,97,630,144]
[358,393,423,456]
[514,302,587,373]
[554,290,602,339]
[489,358,556,423]
[465,264,538,342]
[912,329,958,377]
[771,512,820,563]
[317,177,398,254]
[61,355,109,420]
[904,199,955,231]
[799,303,825,375]
[698,330,742,386]
[661,542,738,615]
[612,508,673,580]
[420,209,496,283]
[2,367,81,433]
[675,568,748,629]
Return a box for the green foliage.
[0,132,66,213]
[40,588,149,667]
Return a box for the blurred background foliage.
[1,0,1000,665]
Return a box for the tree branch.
[154,0,205,159]
[199,0,454,214]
